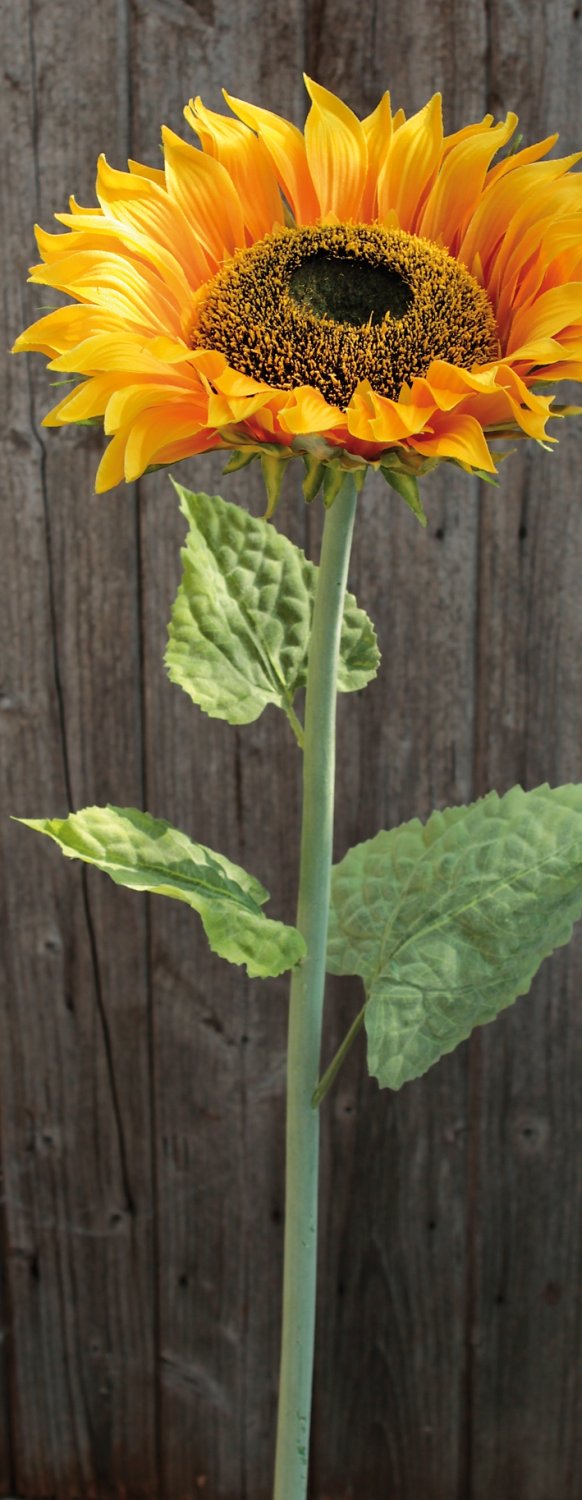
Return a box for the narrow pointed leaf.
[380,466,427,526]
[223,448,257,474]
[322,464,346,508]
[260,452,290,517]
[327,784,582,1089]
[302,455,326,503]
[18,806,305,978]
[166,484,379,727]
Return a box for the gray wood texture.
[1,1,581,1496]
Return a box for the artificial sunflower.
[14,77,582,503]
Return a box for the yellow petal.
[377,94,443,231]
[361,93,394,219]
[96,154,211,287]
[278,386,345,435]
[223,91,319,223]
[419,113,517,248]
[303,76,367,220]
[124,404,206,480]
[462,158,582,289]
[105,381,206,435]
[95,430,128,492]
[508,283,582,353]
[42,375,118,426]
[50,208,196,312]
[485,133,560,188]
[410,412,497,471]
[347,381,435,444]
[47,332,191,375]
[13,304,122,357]
[184,97,284,241]
[161,126,245,264]
[128,158,167,187]
[206,387,277,429]
[30,248,183,339]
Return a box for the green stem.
[273,473,360,1500]
[311,1003,367,1109]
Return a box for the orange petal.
[223,91,319,224]
[184,97,284,242]
[161,126,245,265]
[303,76,367,220]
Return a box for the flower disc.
[191,223,498,406]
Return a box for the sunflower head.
[14,75,582,510]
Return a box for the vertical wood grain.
[302,10,489,1497]
[0,2,156,1494]
[467,7,582,1495]
[1,0,581,1496]
[128,11,309,1496]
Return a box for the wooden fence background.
[1,2,582,1497]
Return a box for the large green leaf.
[18,806,305,979]
[327,784,582,1089]
[165,484,379,735]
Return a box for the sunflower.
[14,77,582,502]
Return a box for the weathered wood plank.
[2,0,582,1497]
[0,3,157,1494]
[304,11,489,1496]
[468,7,582,1495]
[129,11,310,1496]
[470,447,582,1493]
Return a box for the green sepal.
[16,806,306,979]
[327,783,582,1090]
[302,455,327,503]
[473,467,501,486]
[380,466,427,526]
[322,465,347,509]
[260,452,289,517]
[223,448,257,475]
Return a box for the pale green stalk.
[273,472,360,1500]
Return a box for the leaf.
[260,451,290,517]
[166,484,379,730]
[301,455,327,503]
[380,466,427,526]
[17,806,305,979]
[327,784,582,1089]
